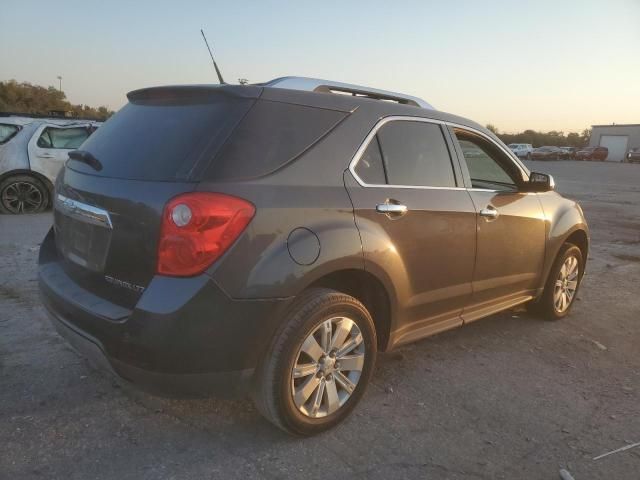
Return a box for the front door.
[345,118,477,343]
[450,127,546,321]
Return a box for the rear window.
[37,126,91,149]
[0,123,20,144]
[204,100,347,181]
[376,121,456,188]
[69,95,255,180]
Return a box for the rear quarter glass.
[67,93,256,181]
[203,100,348,181]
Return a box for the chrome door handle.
[38,153,54,158]
[376,203,408,215]
[479,206,499,219]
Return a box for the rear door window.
[376,121,456,188]
[37,127,90,149]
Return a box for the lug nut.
[327,374,333,381]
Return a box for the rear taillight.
[157,192,255,277]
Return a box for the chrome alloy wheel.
[1,181,43,213]
[291,317,365,418]
[554,255,579,313]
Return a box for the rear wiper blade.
[68,150,103,171]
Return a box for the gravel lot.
[1,160,639,479]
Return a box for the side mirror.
[528,172,555,192]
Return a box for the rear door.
[345,117,477,340]
[28,124,93,183]
[449,127,546,321]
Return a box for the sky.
[1,0,639,133]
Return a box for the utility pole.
[57,76,62,92]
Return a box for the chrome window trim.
[348,115,529,190]
[55,194,113,229]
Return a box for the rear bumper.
[38,228,291,397]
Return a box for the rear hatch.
[53,85,260,308]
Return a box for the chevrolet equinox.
[38,77,589,436]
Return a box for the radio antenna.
[200,29,225,84]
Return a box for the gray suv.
[38,77,589,435]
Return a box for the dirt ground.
[1,160,639,479]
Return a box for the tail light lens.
[157,192,255,277]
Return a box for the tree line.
[486,124,591,148]
[0,80,114,121]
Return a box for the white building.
[589,124,640,162]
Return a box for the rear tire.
[0,174,49,214]
[535,244,584,320]
[252,288,377,436]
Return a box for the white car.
[0,115,101,213]
[508,143,533,159]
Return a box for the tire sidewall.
[273,293,377,435]
[544,244,584,319]
[0,175,49,214]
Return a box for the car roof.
[0,116,101,127]
[128,82,493,141]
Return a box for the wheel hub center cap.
[319,356,336,375]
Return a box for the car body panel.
[38,82,590,395]
[344,170,477,345]
[462,190,545,321]
[576,146,608,161]
[0,116,100,188]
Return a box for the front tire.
[252,288,377,436]
[536,244,584,320]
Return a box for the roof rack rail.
[262,77,434,110]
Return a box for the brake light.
[157,192,255,276]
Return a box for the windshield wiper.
[68,150,103,171]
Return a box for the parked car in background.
[531,146,563,160]
[575,146,608,161]
[508,143,533,159]
[0,115,100,214]
[39,77,589,436]
[559,147,577,160]
[626,147,640,163]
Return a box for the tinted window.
[454,129,520,191]
[72,96,255,180]
[37,127,90,149]
[207,100,346,180]
[0,123,20,144]
[354,136,386,184]
[376,121,456,187]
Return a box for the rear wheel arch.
[307,269,393,351]
[0,169,54,202]
[0,170,54,213]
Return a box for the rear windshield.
[69,93,347,182]
[68,94,255,181]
